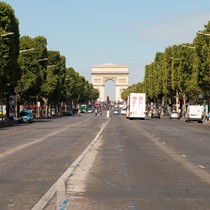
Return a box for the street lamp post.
[197,31,210,37]
[38,58,48,62]
[170,56,180,61]
[1,32,14,37]
[182,44,195,49]
[19,48,35,53]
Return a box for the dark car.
[151,109,161,119]
[18,109,33,123]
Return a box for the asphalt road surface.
[0,112,210,210]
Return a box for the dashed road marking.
[140,127,210,185]
[198,165,205,169]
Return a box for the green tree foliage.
[43,50,61,103]
[0,2,20,96]
[121,82,144,100]
[64,67,77,104]
[17,36,48,104]
[33,36,48,97]
[88,83,99,101]
[122,20,210,106]
[63,67,98,105]
[178,44,197,101]
[193,22,210,98]
[16,36,37,99]
[162,47,173,99]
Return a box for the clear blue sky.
[3,0,210,100]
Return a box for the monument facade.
[91,63,129,102]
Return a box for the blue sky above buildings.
[3,0,210,99]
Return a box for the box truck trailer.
[126,93,146,119]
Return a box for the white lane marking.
[0,120,88,159]
[141,127,210,185]
[198,165,205,169]
[181,154,187,158]
[31,118,111,210]
[66,134,103,195]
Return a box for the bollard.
[107,110,110,118]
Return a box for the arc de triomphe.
[91,63,129,102]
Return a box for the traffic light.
[107,96,109,103]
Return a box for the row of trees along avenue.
[121,21,210,114]
[0,2,99,118]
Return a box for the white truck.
[126,93,146,119]
[185,105,204,123]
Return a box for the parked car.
[169,111,180,119]
[121,107,127,115]
[18,109,33,123]
[113,109,120,115]
[63,111,72,116]
[151,109,161,119]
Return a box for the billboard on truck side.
[126,93,146,119]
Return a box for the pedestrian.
[98,107,102,116]
[78,109,81,116]
[95,109,98,117]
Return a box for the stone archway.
[91,63,129,102]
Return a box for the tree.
[16,36,37,101]
[121,82,144,100]
[162,47,174,104]
[193,22,210,99]
[177,44,196,104]
[0,2,20,116]
[42,50,61,104]
[16,35,48,109]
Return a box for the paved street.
[66,115,210,210]
[0,113,108,210]
[0,112,210,210]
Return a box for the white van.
[185,105,204,123]
[120,107,127,115]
